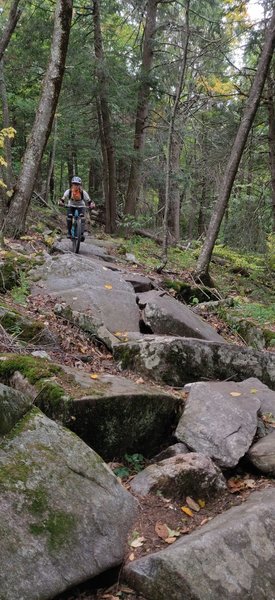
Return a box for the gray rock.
[175,381,260,468]
[30,254,140,336]
[151,442,189,462]
[123,273,155,293]
[124,489,275,600]
[247,430,275,475]
[239,377,275,416]
[0,383,32,436]
[114,336,275,389]
[138,291,225,342]
[35,367,181,459]
[129,453,226,499]
[0,407,137,600]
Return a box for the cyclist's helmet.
[71,176,82,185]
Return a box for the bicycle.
[60,204,85,254]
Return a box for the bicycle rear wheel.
[72,218,81,254]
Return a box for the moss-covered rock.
[0,383,32,436]
[0,408,137,599]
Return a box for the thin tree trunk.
[168,133,182,241]
[45,116,57,204]
[3,0,73,237]
[125,0,158,216]
[160,0,190,269]
[0,60,14,190]
[195,8,275,282]
[93,0,117,233]
[0,0,21,62]
[267,70,275,231]
[96,96,109,229]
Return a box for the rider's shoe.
[67,234,71,239]
[81,235,85,242]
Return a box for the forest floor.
[2,218,275,600]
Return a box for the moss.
[29,510,76,551]
[0,451,31,488]
[0,354,61,386]
[28,485,49,515]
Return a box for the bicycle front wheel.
[73,218,81,254]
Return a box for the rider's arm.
[83,190,95,209]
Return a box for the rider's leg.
[66,207,73,237]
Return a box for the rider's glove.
[89,201,95,209]
[59,198,65,205]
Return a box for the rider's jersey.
[62,188,91,208]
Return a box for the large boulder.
[0,407,137,600]
[35,367,181,459]
[138,291,225,342]
[124,489,275,600]
[114,336,275,389]
[129,453,226,499]
[175,381,261,468]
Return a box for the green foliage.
[11,272,30,306]
[113,453,145,479]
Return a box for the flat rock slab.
[0,407,137,600]
[129,452,226,499]
[124,489,275,600]
[54,239,116,262]
[35,367,182,459]
[114,336,275,389]
[137,291,225,342]
[30,254,140,334]
[175,381,261,468]
[248,430,275,475]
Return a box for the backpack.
[69,187,84,201]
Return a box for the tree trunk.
[195,8,275,283]
[0,0,21,62]
[3,0,73,237]
[0,60,14,190]
[161,0,190,268]
[267,70,275,231]
[93,0,117,234]
[168,133,183,241]
[96,96,110,230]
[124,0,158,216]
[44,116,57,204]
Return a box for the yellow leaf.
[250,388,258,394]
[104,284,113,290]
[198,499,206,508]
[230,392,242,397]
[164,537,177,544]
[90,374,99,379]
[181,506,193,517]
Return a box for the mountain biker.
[60,176,95,241]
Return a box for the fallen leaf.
[135,377,145,384]
[104,284,113,290]
[186,497,200,512]
[249,388,258,393]
[155,522,169,540]
[129,553,135,561]
[230,392,242,397]
[130,536,145,548]
[181,506,193,517]
[180,526,190,534]
[200,517,211,526]
[164,537,177,544]
[90,373,99,379]
[198,499,206,508]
